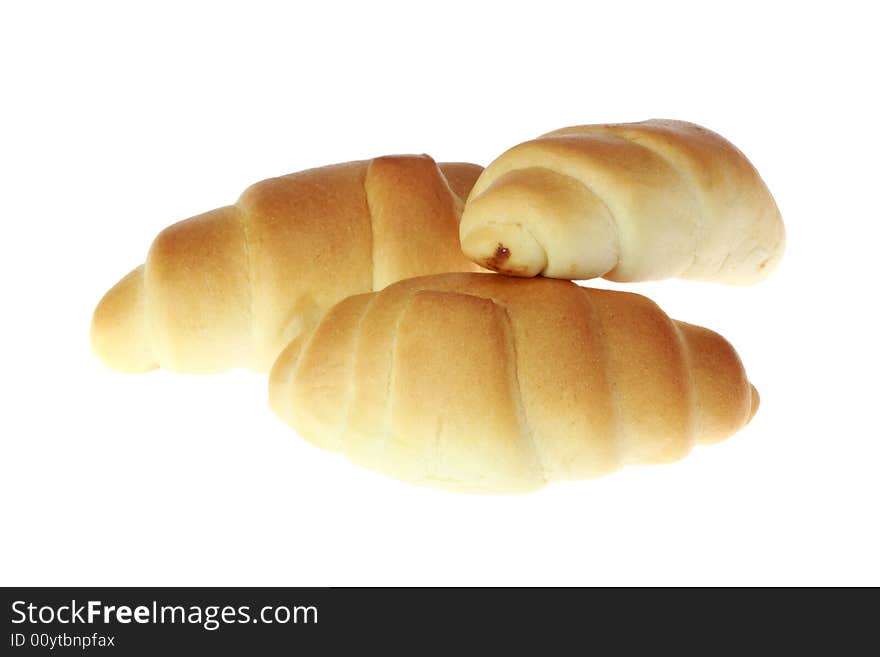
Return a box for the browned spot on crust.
[480,243,533,276]
[483,243,511,271]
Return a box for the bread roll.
[270,273,759,494]
[460,120,785,283]
[91,155,484,373]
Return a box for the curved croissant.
[91,155,484,373]
[270,273,759,494]
[460,119,785,284]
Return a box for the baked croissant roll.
[91,155,484,373]
[460,120,785,284]
[270,273,759,494]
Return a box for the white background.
[2,1,877,586]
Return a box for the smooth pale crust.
[88,265,156,372]
[460,119,785,284]
[269,273,759,494]
[91,155,484,373]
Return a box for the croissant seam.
[236,204,257,364]
[339,293,381,454]
[673,322,703,445]
[362,165,378,292]
[496,301,547,484]
[377,290,415,468]
[140,264,158,368]
[517,220,551,276]
[288,300,329,440]
[525,162,622,277]
[600,131,706,278]
[435,160,467,213]
[578,289,625,469]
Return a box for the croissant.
[91,155,484,373]
[270,273,759,494]
[460,119,785,284]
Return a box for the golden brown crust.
[270,273,759,493]
[365,156,483,290]
[675,322,755,444]
[460,119,785,284]
[91,155,484,373]
[145,206,252,371]
[437,162,484,204]
[239,161,374,370]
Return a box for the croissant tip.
[91,265,158,373]
[748,384,761,422]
